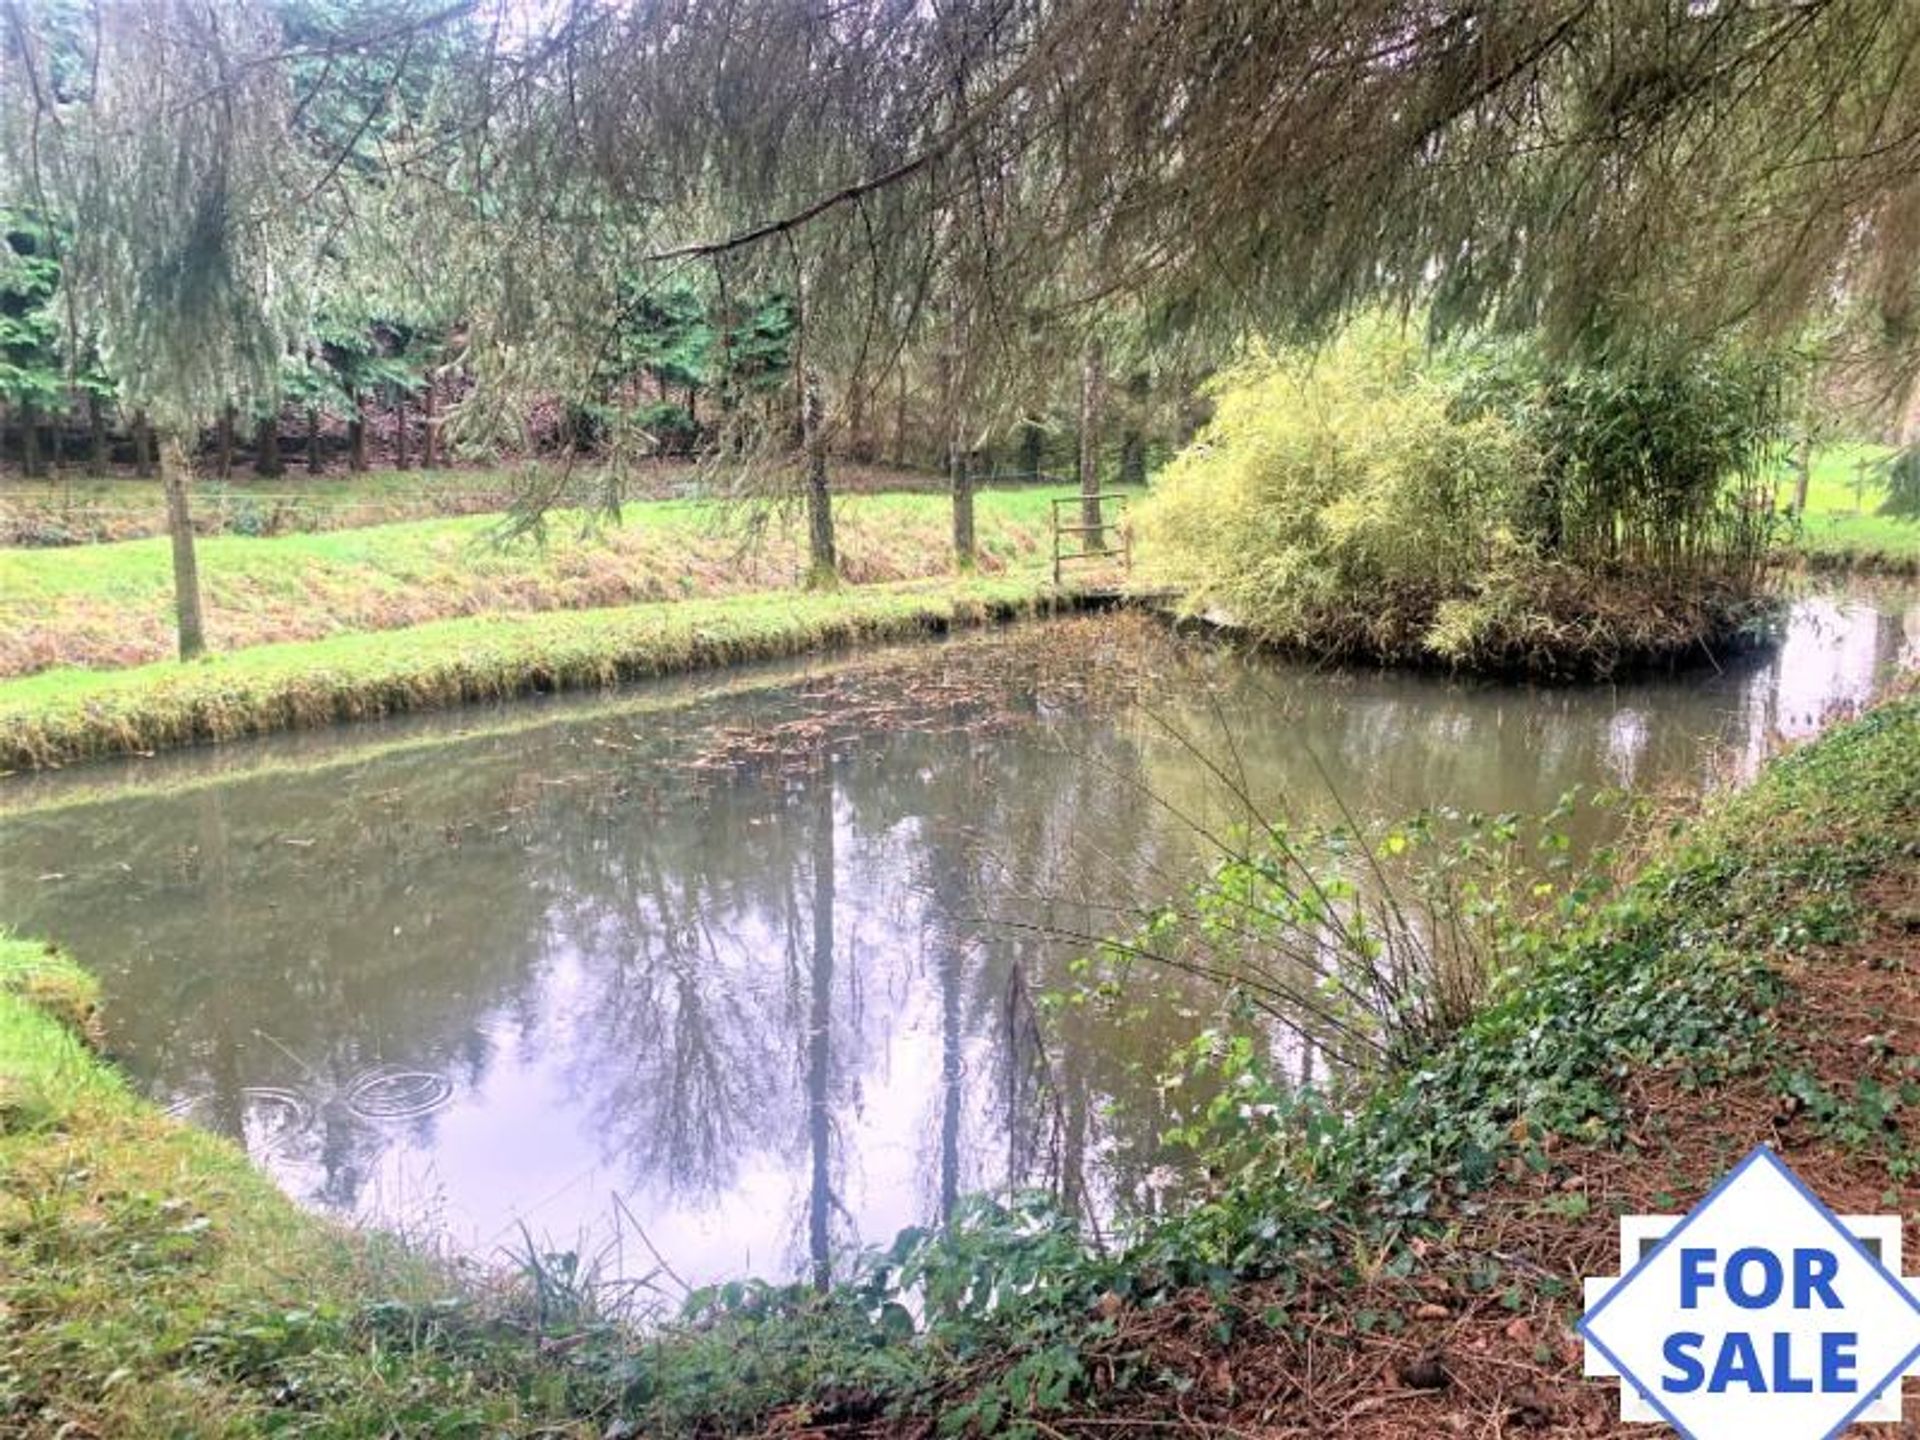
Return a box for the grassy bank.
[4,692,1912,1436]
[0,933,631,1438]
[0,488,1080,677]
[0,575,1080,771]
[1779,441,1920,571]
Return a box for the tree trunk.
[1792,437,1812,515]
[87,393,107,476]
[20,399,41,479]
[347,389,366,472]
[945,303,975,569]
[422,381,438,469]
[802,367,837,586]
[49,397,63,471]
[950,439,975,568]
[254,414,283,477]
[217,405,235,477]
[1078,340,1105,550]
[160,437,208,660]
[307,408,323,474]
[1018,417,1044,477]
[395,392,410,470]
[133,409,154,478]
[847,377,873,464]
[893,367,909,468]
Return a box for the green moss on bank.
[0,576,1072,770]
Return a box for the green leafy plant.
[1143,317,1792,675]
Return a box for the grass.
[0,459,977,546]
[0,467,571,546]
[3,690,1912,1436]
[0,575,1086,770]
[1777,440,1920,570]
[0,488,1082,676]
[0,932,630,1438]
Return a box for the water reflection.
[1,589,1914,1287]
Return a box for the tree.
[429,0,1920,447]
[1077,341,1104,549]
[7,0,305,660]
[0,209,64,478]
[799,365,835,584]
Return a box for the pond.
[2,587,1914,1296]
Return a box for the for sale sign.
[1579,1145,1920,1437]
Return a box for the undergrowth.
[1141,321,1793,677]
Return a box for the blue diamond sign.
[1579,1145,1920,1437]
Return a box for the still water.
[2,591,1914,1292]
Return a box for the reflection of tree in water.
[8,596,1911,1277]
[1,756,568,1215]
[839,710,1216,1231]
[805,761,837,1289]
[535,768,808,1200]
[523,740,878,1287]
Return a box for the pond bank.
[1793,546,1920,579]
[0,575,1138,770]
[0,933,616,1437]
[3,686,1914,1437]
[1160,561,1784,680]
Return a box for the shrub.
[1142,319,1787,673]
[1141,318,1536,659]
[1449,337,1790,581]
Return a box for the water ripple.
[346,1067,455,1120]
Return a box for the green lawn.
[0,488,1106,677]
[1777,441,1920,566]
[0,460,974,544]
[2,466,560,539]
